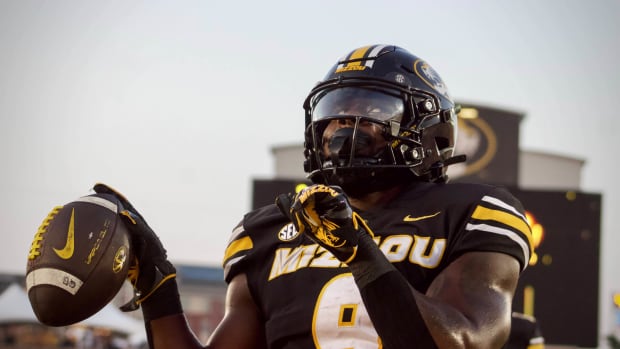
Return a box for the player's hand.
[93,183,176,311]
[276,184,372,263]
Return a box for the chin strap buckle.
[444,154,467,166]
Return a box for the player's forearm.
[140,279,205,349]
[147,314,206,349]
[347,233,438,348]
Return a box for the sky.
[1,0,619,341]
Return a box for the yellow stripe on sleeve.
[223,236,254,263]
[472,206,533,247]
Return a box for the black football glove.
[276,184,373,263]
[93,183,176,311]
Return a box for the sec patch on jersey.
[26,193,132,326]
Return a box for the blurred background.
[1,0,618,348]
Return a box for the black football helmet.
[303,44,463,196]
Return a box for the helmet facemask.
[304,86,429,196]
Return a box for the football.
[26,193,132,326]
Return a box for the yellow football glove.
[276,184,373,263]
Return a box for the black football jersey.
[223,181,533,349]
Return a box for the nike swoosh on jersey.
[403,211,441,222]
[54,208,75,260]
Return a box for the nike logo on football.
[403,211,441,222]
[54,208,75,260]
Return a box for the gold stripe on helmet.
[336,46,372,73]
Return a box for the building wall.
[519,150,584,191]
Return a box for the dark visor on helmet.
[311,87,404,123]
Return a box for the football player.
[95,44,533,348]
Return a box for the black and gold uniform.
[223,181,532,349]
